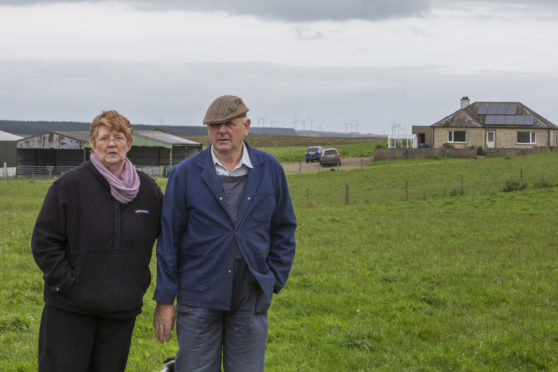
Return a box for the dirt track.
[281,157,373,173]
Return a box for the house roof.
[432,101,557,129]
[0,129,23,141]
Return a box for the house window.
[447,130,467,143]
[517,131,536,144]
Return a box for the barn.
[16,130,201,176]
[0,130,23,177]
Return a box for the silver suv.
[320,148,341,166]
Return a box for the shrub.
[449,188,464,196]
[533,178,555,189]
[503,180,527,192]
[476,146,485,156]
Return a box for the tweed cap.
[203,95,249,125]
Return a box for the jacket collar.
[198,142,265,226]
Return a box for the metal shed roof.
[135,131,200,146]
[17,131,200,150]
[0,130,23,141]
[17,132,87,150]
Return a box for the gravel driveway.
[282,157,373,173]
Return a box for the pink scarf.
[90,153,140,204]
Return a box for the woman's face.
[92,125,132,174]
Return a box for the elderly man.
[153,95,297,371]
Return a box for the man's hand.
[153,302,176,344]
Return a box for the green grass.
[1,152,558,371]
[290,153,558,206]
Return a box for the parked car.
[320,148,341,166]
[305,146,323,163]
[418,143,432,148]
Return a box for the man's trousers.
[174,259,271,372]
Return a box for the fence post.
[345,184,350,205]
[405,180,409,201]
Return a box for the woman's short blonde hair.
[89,110,133,147]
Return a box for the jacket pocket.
[178,253,212,293]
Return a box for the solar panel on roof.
[478,104,518,116]
[496,105,507,115]
[506,105,517,115]
[485,115,535,125]
[477,105,488,115]
[504,116,515,125]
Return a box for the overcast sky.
[1,0,557,134]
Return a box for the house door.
[487,131,495,148]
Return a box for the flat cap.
[203,95,249,125]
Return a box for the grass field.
[188,134,385,162]
[1,152,557,371]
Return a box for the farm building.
[0,130,23,177]
[16,130,201,176]
[413,97,558,150]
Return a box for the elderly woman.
[32,110,163,372]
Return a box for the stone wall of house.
[485,147,557,157]
[374,148,476,160]
[492,128,553,148]
[432,127,556,149]
[412,126,433,145]
[432,128,484,148]
[374,146,557,160]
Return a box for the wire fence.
[16,166,75,178]
[13,165,173,178]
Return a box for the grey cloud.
[0,0,431,21]
[2,0,558,21]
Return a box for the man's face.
[207,117,250,157]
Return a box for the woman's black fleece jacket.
[32,161,163,319]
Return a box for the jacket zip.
[114,200,120,249]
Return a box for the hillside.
[0,120,385,138]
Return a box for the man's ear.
[243,118,251,134]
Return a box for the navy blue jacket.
[153,143,296,310]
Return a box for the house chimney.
[460,96,470,109]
